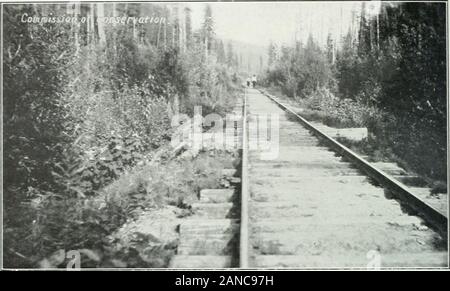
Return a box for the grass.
[336,136,447,195]
[294,109,363,129]
[103,149,239,210]
[266,86,368,128]
[4,146,240,268]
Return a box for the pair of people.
[246,75,257,88]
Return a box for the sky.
[188,1,381,48]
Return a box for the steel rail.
[260,90,448,237]
[239,89,250,268]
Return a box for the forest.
[263,2,446,187]
[3,2,242,267]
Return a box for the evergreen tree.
[336,31,360,99]
[184,7,192,45]
[268,42,277,66]
[358,2,372,57]
[326,33,335,64]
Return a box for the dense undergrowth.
[263,2,446,184]
[3,3,241,268]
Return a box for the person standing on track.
[246,77,251,87]
[251,74,257,88]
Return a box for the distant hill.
[223,39,268,76]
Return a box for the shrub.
[4,148,238,268]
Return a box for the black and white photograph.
[1,0,448,273]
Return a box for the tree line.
[264,2,446,182]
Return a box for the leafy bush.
[181,45,239,117]
[3,6,76,196]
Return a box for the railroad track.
[170,88,448,269]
